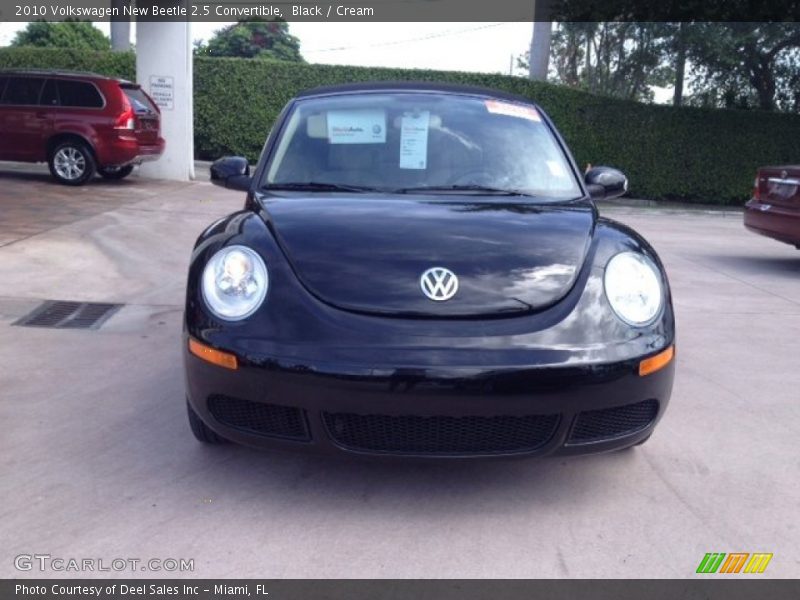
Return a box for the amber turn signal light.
[639,345,674,377]
[188,338,238,370]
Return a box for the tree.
[518,23,674,103]
[11,20,110,51]
[515,22,800,112]
[686,23,800,112]
[195,19,303,62]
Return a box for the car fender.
[46,124,99,160]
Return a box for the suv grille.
[208,395,309,441]
[323,412,560,455]
[567,399,659,444]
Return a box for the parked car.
[744,166,800,248]
[183,82,675,458]
[0,69,165,185]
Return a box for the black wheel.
[48,141,96,185]
[187,401,228,444]
[98,165,134,180]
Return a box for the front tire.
[98,165,135,180]
[187,401,228,444]
[48,141,96,185]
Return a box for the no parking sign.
[148,75,174,110]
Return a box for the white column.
[135,21,194,181]
[110,0,131,51]
[110,21,131,51]
[528,21,552,81]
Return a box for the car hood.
[256,193,596,318]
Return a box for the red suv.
[0,69,165,185]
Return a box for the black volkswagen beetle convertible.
[184,82,675,458]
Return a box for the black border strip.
[3,580,800,599]
[1,0,800,22]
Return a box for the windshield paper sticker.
[327,109,386,144]
[399,111,430,170]
[484,100,541,122]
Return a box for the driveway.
[1,167,798,578]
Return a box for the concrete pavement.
[1,166,798,578]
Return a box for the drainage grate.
[14,300,122,330]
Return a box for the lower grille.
[208,395,309,441]
[567,399,659,444]
[323,412,560,455]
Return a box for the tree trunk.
[566,30,579,86]
[673,23,686,106]
[585,35,591,85]
[749,54,777,111]
[754,67,777,111]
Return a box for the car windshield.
[263,92,582,200]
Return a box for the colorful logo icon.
[696,553,773,574]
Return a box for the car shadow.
[0,165,144,188]
[168,421,639,514]
[92,366,638,513]
[57,365,641,540]
[72,320,648,515]
[704,252,800,279]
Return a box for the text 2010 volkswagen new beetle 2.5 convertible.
[184,82,675,458]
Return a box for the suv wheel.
[49,141,96,185]
[98,165,135,180]
[187,401,228,444]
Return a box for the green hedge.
[3,47,800,204]
[0,47,135,79]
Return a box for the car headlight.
[604,252,663,326]
[201,245,268,320]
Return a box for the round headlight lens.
[604,252,663,326]
[201,245,268,320]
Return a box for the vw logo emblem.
[420,267,458,301]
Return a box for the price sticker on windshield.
[484,100,541,122]
[399,111,430,170]
[327,109,386,144]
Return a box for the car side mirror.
[210,156,252,191]
[585,166,628,200]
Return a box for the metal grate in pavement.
[13,300,122,330]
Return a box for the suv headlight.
[604,252,663,326]
[201,245,268,320]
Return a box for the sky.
[0,21,673,101]
[0,21,534,74]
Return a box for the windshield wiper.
[395,184,533,197]
[264,181,381,193]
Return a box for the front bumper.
[184,340,675,458]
